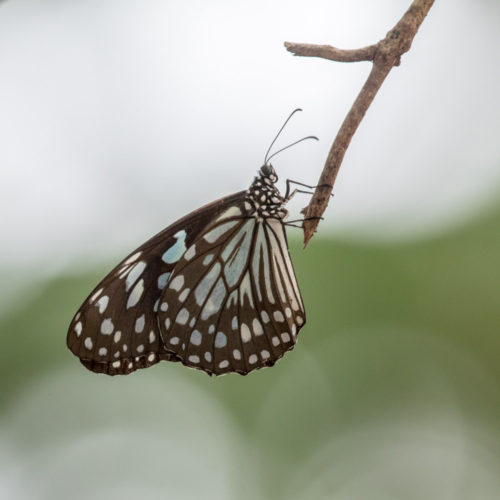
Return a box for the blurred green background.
[1,203,499,498]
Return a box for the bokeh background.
[1,0,499,498]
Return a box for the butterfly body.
[67,165,306,376]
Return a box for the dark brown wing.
[157,206,306,376]
[67,191,246,375]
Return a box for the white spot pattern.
[190,330,202,345]
[96,295,109,314]
[157,272,171,290]
[169,275,184,291]
[162,230,187,264]
[100,318,114,335]
[215,331,227,348]
[281,332,291,343]
[273,310,285,322]
[240,323,251,343]
[184,245,196,260]
[203,220,238,243]
[252,318,263,336]
[175,308,189,325]
[127,279,144,308]
[135,314,145,333]
[125,261,146,292]
[74,322,82,337]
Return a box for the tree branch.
[285,0,435,247]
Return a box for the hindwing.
[157,205,306,375]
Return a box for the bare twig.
[285,0,435,246]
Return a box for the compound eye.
[260,164,272,177]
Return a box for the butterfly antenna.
[264,108,303,164]
[266,135,319,163]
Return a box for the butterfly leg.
[284,216,324,229]
[285,180,333,201]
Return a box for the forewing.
[158,208,306,375]
[66,192,245,375]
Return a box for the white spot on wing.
[281,332,291,343]
[190,330,202,345]
[239,272,254,307]
[233,349,241,360]
[222,220,254,287]
[179,288,190,302]
[157,272,171,290]
[215,331,227,348]
[204,220,238,243]
[184,245,196,261]
[273,310,285,322]
[127,279,144,309]
[201,278,226,320]
[96,295,109,314]
[219,360,229,369]
[249,354,258,364]
[203,254,214,266]
[114,331,121,343]
[74,322,82,337]
[135,314,145,333]
[124,251,141,265]
[169,275,184,291]
[188,355,200,364]
[90,288,103,303]
[84,337,93,350]
[98,347,107,356]
[216,206,242,222]
[100,318,114,335]
[162,230,187,264]
[240,323,251,343]
[252,318,263,336]
[125,261,146,292]
[175,308,189,325]
[195,262,221,306]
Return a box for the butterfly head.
[259,163,278,183]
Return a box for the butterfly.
[67,110,317,376]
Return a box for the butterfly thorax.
[244,164,288,221]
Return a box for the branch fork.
[285,0,435,246]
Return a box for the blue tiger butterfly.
[67,109,317,375]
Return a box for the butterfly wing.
[67,191,246,375]
[157,205,306,375]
